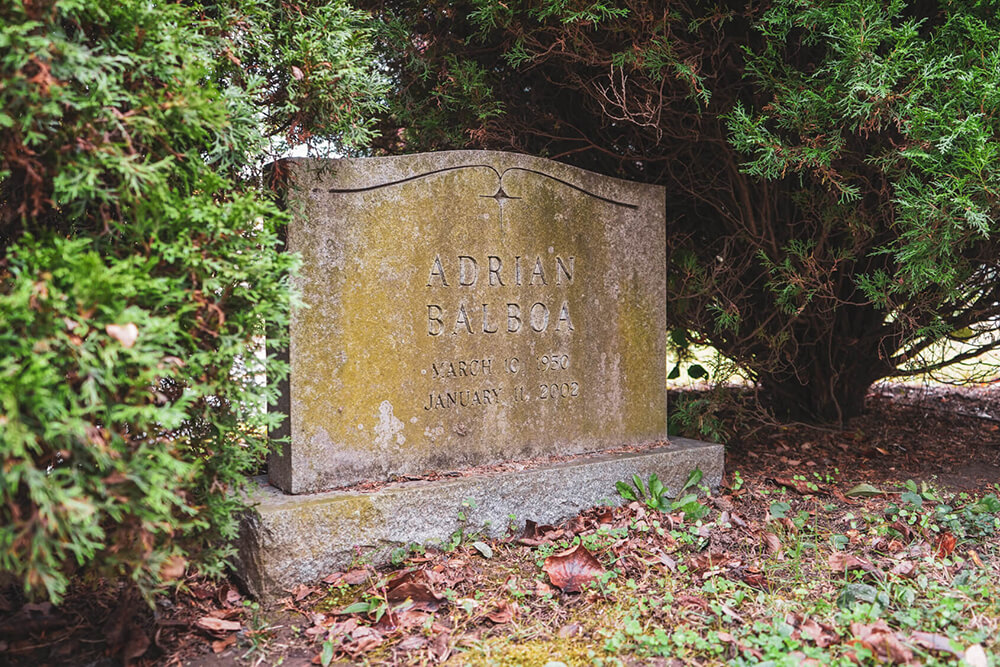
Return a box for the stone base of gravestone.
[235,438,723,601]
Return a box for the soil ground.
[2,384,998,666]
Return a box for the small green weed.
[615,468,709,521]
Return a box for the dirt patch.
[724,384,1000,493]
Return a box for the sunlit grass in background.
[668,340,1000,390]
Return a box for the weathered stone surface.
[270,151,667,493]
[237,438,723,601]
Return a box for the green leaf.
[615,481,638,501]
[769,501,791,519]
[687,364,708,379]
[648,474,664,500]
[321,640,335,667]
[972,494,1000,514]
[672,492,697,505]
[837,583,878,609]
[341,601,374,614]
[667,365,681,380]
[680,467,703,493]
[632,473,646,498]
[845,483,883,497]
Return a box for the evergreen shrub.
[0,0,383,601]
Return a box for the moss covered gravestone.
[237,151,722,599]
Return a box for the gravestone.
[237,151,723,599]
[271,151,669,493]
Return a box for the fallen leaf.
[346,626,383,655]
[828,552,884,579]
[763,532,781,555]
[395,609,430,630]
[211,634,237,653]
[322,571,344,585]
[909,632,961,657]
[106,323,139,348]
[196,617,241,633]
[770,476,820,495]
[224,587,242,607]
[291,65,305,80]
[472,541,493,558]
[485,600,515,624]
[122,625,150,661]
[787,614,838,648]
[533,580,556,597]
[519,520,561,546]
[430,630,451,662]
[964,644,988,667]
[849,621,914,664]
[341,568,370,586]
[934,532,957,558]
[397,635,428,651]
[543,544,605,593]
[888,520,913,541]
[740,567,768,589]
[385,569,445,611]
[557,622,582,638]
[889,561,917,578]
[159,555,186,582]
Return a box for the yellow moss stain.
[267,494,386,559]
[287,155,665,483]
[617,279,665,436]
[313,585,362,612]
[445,637,596,667]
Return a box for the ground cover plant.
[2,385,997,665]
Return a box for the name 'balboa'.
[425,253,575,336]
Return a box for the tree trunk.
[757,360,884,424]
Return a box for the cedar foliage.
[0,0,384,601]
[363,0,1000,423]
